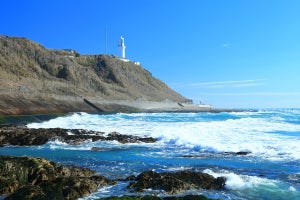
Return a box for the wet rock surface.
[223,151,251,156]
[0,156,225,200]
[127,170,226,194]
[0,126,224,199]
[0,125,157,146]
[0,155,116,200]
[180,151,251,159]
[98,195,214,200]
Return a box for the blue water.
[1,109,300,199]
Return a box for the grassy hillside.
[0,35,189,114]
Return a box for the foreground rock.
[0,125,157,146]
[99,195,214,200]
[127,170,226,194]
[0,155,116,199]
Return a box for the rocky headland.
[0,35,197,115]
[0,35,242,115]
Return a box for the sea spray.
[11,109,299,199]
[28,111,300,161]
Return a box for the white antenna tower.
[105,26,108,54]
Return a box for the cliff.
[0,36,189,114]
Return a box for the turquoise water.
[1,110,300,199]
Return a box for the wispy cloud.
[222,43,232,47]
[188,79,265,89]
[200,92,300,96]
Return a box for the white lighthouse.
[118,36,126,58]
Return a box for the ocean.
[1,109,300,199]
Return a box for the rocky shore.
[0,156,225,200]
[0,125,157,146]
[127,170,225,194]
[0,125,227,199]
[0,155,116,200]
[98,195,214,200]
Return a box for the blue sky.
[1,0,300,108]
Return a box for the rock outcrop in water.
[0,156,116,199]
[0,156,223,200]
[99,195,214,200]
[0,125,157,146]
[127,170,226,194]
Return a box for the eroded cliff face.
[0,36,188,114]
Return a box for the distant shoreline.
[0,94,247,114]
[0,97,251,125]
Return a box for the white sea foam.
[203,169,276,190]
[203,168,300,199]
[78,182,135,200]
[27,111,300,161]
[47,139,92,151]
[45,137,152,151]
[46,139,120,151]
[289,186,297,192]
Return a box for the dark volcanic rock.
[235,151,251,155]
[106,132,157,144]
[223,151,251,156]
[164,195,212,200]
[0,155,116,200]
[127,170,226,194]
[0,125,157,146]
[99,195,213,200]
